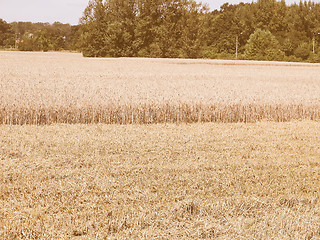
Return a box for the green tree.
[253,0,276,30]
[269,0,288,41]
[245,28,284,60]
[133,0,163,57]
[105,0,136,56]
[68,25,82,50]
[207,3,240,54]
[179,1,208,58]
[151,0,187,58]
[11,21,73,52]
[0,19,14,48]
[80,0,136,57]
[79,0,108,57]
[281,38,294,56]
[19,33,36,51]
[77,0,320,62]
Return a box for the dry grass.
[1,51,320,124]
[1,122,320,239]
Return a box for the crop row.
[1,103,320,125]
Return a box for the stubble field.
[1,51,320,239]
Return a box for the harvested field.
[1,51,320,124]
[1,122,320,239]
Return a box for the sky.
[0,0,313,25]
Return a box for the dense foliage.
[0,20,81,51]
[0,19,14,47]
[1,0,320,62]
[78,0,320,61]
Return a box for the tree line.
[0,20,81,51]
[1,0,320,62]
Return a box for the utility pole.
[313,32,320,54]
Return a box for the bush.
[281,39,294,56]
[294,42,310,60]
[308,53,320,63]
[217,52,235,60]
[201,46,218,59]
[284,55,302,62]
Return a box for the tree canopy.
[77,0,320,62]
[244,28,285,61]
[0,20,81,51]
[1,0,320,62]
[0,19,14,47]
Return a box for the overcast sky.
[0,0,315,25]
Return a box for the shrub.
[283,55,302,62]
[308,53,320,63]
[201,46,218,59]
[294,42,310,60]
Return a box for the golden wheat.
[1,51,320,124]
[1,103,320,124]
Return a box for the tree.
[19,33,36,51]
[79,0,108,57]
[0,19,14,48]
[179,1,208,58]
[150,0,187,58]
[80,0,136,57]
[105,0,136,56]
[207,3,240,54]
[133,0,163,57]
[269,0,288,41]
[281,38,294,56]
[77,0,320,62]
[245,28,284,61]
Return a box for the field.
[1,51,320,239]
[1,51,320,124]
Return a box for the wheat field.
[1,51,320,124]
[1,51,320,239]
